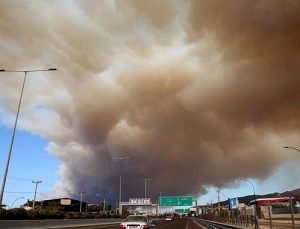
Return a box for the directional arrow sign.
[159,196,193,206]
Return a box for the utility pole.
[217,188,221,221]
[32,180,42,210]
[217,189,220,212]
[79,192,85,213]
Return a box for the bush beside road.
[0,208,122,220]
[0,218,122,229]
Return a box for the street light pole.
[158,191,164,215]
[283,146,300,153]
[112,156,134,214]
[141,178,152,214]
[79,191,85,213]
[103,198,106,212]
[241,179,256,196]
[219,191,226,201]
[241,179,259,229]
[11,196,24,209]
[283,147,298,228]
[142,178,152,199]
[0,68,57,207]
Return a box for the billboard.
[129,198,151,204]
[159,196,193,206]
[60,199,71,205]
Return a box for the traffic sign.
[175,208,190,213]
[159,196,193,206]
[228,197,238,210]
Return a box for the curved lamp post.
[241,179,256,197]
[283,146,300,153]
[241,179,259,228]
[11,196,24,209]
[0,68,57,207]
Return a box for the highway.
[62,218,200,229]
[2,218,299,229]
[0,218,202,229]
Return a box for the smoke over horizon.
[0,0,300,203]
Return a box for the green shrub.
[94,212,104,218]
[81,212,95,219]
[10,208,27,219]
[0,209,6,220]
[65,211,81,219]
[65,211,74,219]
[42,209,65,219]
[27,210,40,219]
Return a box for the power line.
[8,175,32,182]
[3,175,54,187]
[5,191,33,194]
[36,192,51,198]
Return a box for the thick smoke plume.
[0,0,300,203]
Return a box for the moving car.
[120,215,156,229]
[165,214,174,221]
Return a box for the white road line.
[185,218,189,229]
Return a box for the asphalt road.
[63,218,191,229]
[2,218,298,229]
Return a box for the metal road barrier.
[194,218,245,229]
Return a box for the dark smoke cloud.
[0,0,299,203]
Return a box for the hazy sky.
[0,0,299,207]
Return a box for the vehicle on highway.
[120,215,156,229]
[165,214,174,221]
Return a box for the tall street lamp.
[219,191,227,201]
[112,156,134,214]
[158,191,164,215]
[283,146,298,228]
[79,191,86,213]
[0,68,57,207]
[241,179,259,229]
[142,178,152,199]
[283,146,300,153]
[11,196,24,209]
[241,179,256,197]
[141,178,152,214]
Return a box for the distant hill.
[220,188,300,206]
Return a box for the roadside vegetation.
[0,208,122,220]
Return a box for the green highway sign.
[175,208,190,213]
[159,196,193,206]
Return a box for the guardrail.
[194,218,246,229]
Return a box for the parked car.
[120,215,157,229]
